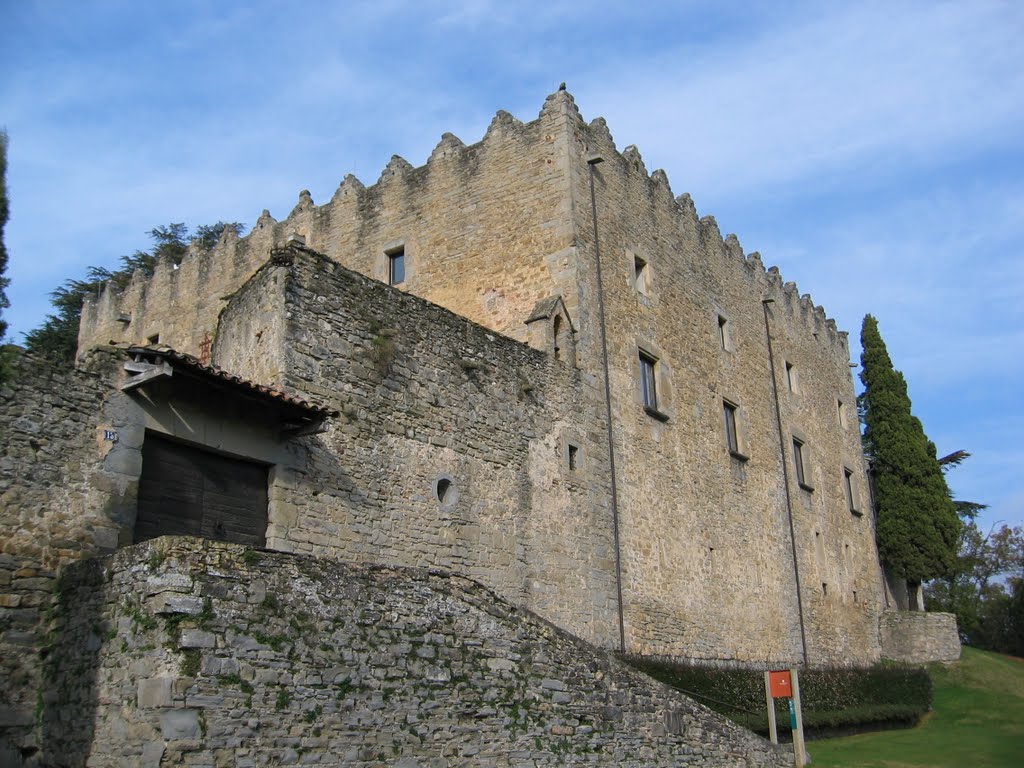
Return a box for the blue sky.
[2,1,1022,534]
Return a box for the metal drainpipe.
[588,153,626,655]
[761,298,809,666]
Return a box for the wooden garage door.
[135,433,268,546]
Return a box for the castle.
[0,90,959,765]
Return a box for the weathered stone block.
[0,706,34,727]
[160,708,200,740]
[180,629,216,648]
[138,677,173,708]
[146,573,194,595]
[151,593,203,615]
[104,447,143,476]
[142,740,166,768]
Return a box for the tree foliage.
[24,221,244,362]
[859,314,960,584]
[926,450,1024,654]
[937,449,989,522]
[0,130,15,384]
[0,130,10,343]
[927,522,1024,653]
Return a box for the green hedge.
[625,658,933,734]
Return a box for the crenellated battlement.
[79,90,587,358]
[572,112,847,355]
[79,87,850,365]
[568,106,849,362]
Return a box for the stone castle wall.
[0,273,618,760]
[0,352,132,755]
[40,536,791,767]
[74,88,888,667]
[560,110,884,665]
[214,246,620,648]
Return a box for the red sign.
[769,670,792,699]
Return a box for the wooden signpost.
[764,668,806,767]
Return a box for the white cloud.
[578,1,1024,202]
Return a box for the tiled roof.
[124,345,337,418]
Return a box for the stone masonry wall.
[78,223,277,362]
[562,106,884,666]
[72,88,887,669]
[0,348,316,761]
[0,351,140,758]
[41,536,792,767]
[79,92,580,359]
[879,610,961,664]
[214,246,621,649]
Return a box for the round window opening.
[434,476,458,507]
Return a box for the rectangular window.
[388,247,406,285]
[639,351,658,410]
[792,437,812,490]
[723,400,743,458]
[723,401,738,453]
[844,467,861,515]
[567,444,579,471]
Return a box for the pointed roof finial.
[558,82,566,91]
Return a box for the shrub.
[626,657,932,735]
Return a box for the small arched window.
[436,478,452,504]
[434,475,458,508]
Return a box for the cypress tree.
[859,314,960,587]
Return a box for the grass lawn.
[807,647,1024,767]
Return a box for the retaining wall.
[879,610,961,663]
[41,537,792,767]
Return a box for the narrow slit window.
[785,361,797,393]
[633,255,649,295]
[718,315,730,351]
[567,444,579,471]
[837,398,847,428]
[553,315,563,360]
[388,247,406,285]
[844,467,860,515]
